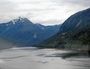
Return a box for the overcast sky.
[0,0,90,25]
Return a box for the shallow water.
[0,47,90,69]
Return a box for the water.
[0,47,90,69]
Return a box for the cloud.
[52,0,90,6]
[0,0,17,21]
[0,0,90,25]
[0,0,16,12]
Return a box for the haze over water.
[0,47,89,69]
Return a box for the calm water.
[0,47,89,69]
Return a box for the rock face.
[0,17,60,46]
[38,8,90,49]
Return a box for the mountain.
[38,8,90,49]
[0,17,60,46]
[60,8,90,34]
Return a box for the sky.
[0,0,90,25]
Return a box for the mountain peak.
[11,17,33,25]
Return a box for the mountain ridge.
[0,17,60,46]
[38,8,90,49]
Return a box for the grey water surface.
[0,47,89,69]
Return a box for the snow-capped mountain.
[0,17,60,46]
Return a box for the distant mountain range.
[38,8,90,49]
[0,8,90,50]
[0,17,60,47]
